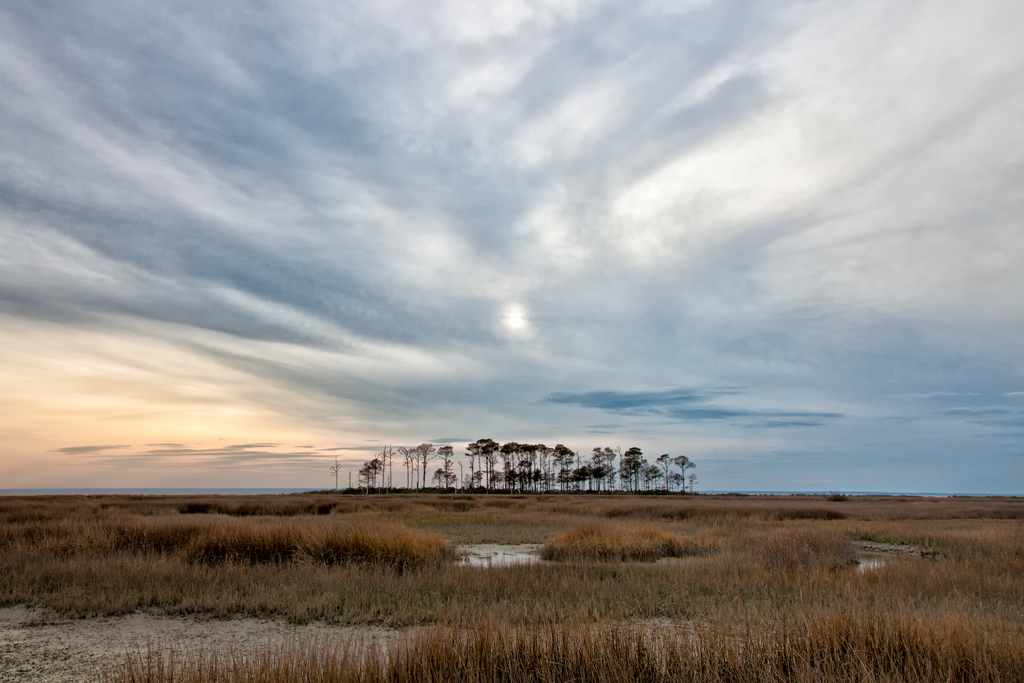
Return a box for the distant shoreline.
[0,488,1019,497]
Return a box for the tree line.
[338,440,697,494]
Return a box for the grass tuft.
[751,527,857,571]
[541,522,716,562]
[1,515,451,570]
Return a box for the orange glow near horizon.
[0,316,380,489]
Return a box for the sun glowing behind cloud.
[500,303,533,339]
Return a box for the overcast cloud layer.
[1,0,1022,492]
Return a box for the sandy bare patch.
[0,607,402,683]
[853,540,940,557]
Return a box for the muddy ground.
[0,608,399,683]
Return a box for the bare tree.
[374,446,391,492]
[385,445,393,491]
[399,447,414,489]
[330,456,342,490]
[687,472,699,494]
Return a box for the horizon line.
[0,488,1019,497]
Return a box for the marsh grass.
[541,521,718,562]
[751,527,857,571]
[4,492,1023,528]
[4,494,1024,680]
[109,612,1024,683]
[183,520,452,568]
[0,515,451,569]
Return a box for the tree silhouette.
[499,442,520,491]
[467,439,499,491]
[438,445,455,491]
[411,444,436,490]
[620,447,646,491]
[330,456,342,490]
[553,444,575,491]
[340,437,695,496]
[673,456,695,493]
[656,454,672,491]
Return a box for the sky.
[1,0,1022,493]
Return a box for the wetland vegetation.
[1,492,1022,681]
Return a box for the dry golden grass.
[4,493,1024,681]
[541,521,718,561]
[5,491,1024,527]
[109,612,1024,683]
[0,514,452,569]
[185,519,452,568]
[750,527,857,571]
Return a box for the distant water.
[0,488,311,496]
[721,491,1018,497]
[0,488,1016,497]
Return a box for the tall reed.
[108,612,1024,683]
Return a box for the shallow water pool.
[456,544,542,567]
[856,553,886,573]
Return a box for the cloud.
[761,420,830,429]
[938,407,1019,417]
[89,444,344,468]
[937,405,1024,434]
[55,444,130,455]
[546,387,740,411]
[0,0,1022,491]
[546,387,842,427]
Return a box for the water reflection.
[457,544,542,567]
[857,554,886,573]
